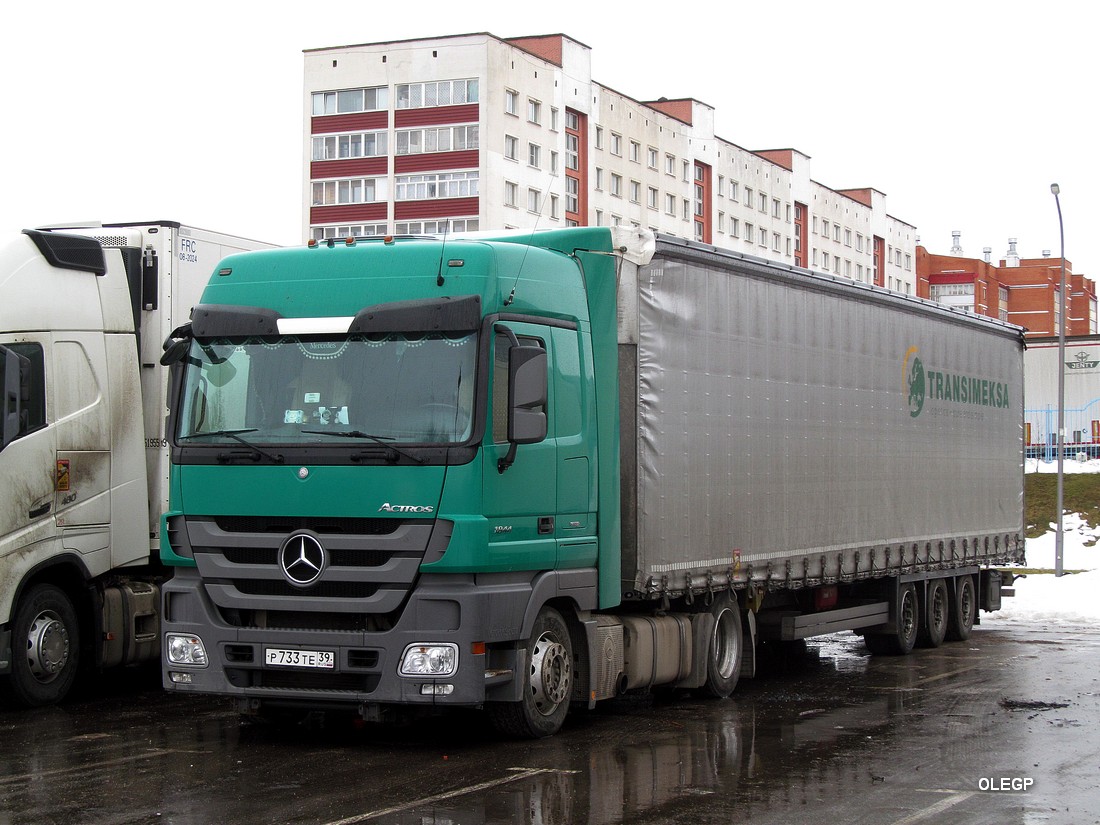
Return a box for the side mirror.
[507,345,547,445]
[160,339,191,366]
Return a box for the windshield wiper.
[302,429,425,465]
[180,428,284,464]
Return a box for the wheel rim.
[960,581,974,626]
[932,585,947,631]
[900,590,917,640]
[26,609,70,684]
[529,631,571,717]
[711,608,740,680]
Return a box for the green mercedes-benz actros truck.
[160,226,1024,737]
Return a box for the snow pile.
[1025,457,1100,474]
[986,510,1100,627]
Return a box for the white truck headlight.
[166,633,208,666]
[399,643,458,677]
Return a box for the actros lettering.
[378,503,435,513]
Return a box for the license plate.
[264,648,335,669]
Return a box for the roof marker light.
[307,239,318,248]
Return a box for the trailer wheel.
[917,579,949,648]
[699,594,743,698]
[864,583,919,656]
[1,584,80,707]
[489,607,573,739]
[946,575,976,641]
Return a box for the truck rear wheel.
[489,607,573,739]
[699,594,743,698]
[1,584,80,707]
[946,575,976,641]
[864,583,919,656]
[917,579,949,648]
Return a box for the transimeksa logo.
[904,346,925,418]
[903,345,1011,419]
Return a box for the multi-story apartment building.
[303,32,918,292]
[917,234,1097,337]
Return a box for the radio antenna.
[436,221,449,287]
[504,172,554,306]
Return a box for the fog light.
[169,672,194,684]
[420,684,454,696]
[167,633,208,666]
[399,643,458,677]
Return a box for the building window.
[550,194,560,219]
[745,188,754,209]
[772,198,781,218]
[394,171,478,200]
[665,193,676,215]
[730,217,739,238]
[312,86,388,115]
[773,232,781,252]
[629,140,641,162]
[550,151,559,174]
[730,181,739,201]
[312,130,388,160]
[648,147,658,169]
[395,78,478,109]
[822,252,830,269]
[758,192,767,213]
[610,133,622,156]
[648,187,659,209]
[746,222,754,241]
[759,227,767,246]
[527,99,542,124]
[566,134,579,171]
[550,107,560,131]
[566,110,579,131]
[504,134,518,161]
[312,177,385,205]
[595,126,603,149]
[665,154,676,175]
[394,218,479,236]
[610,173,622,197]
[856,234,864,252]
[527,188,541,213]
[566,177,579,214]
[395,124,478,155]
[528,142,541,168]
[629,180,641,203]
[834,225,841,242]
[311,223,389,241]
[595,168,604,190]
[505,181,518,207]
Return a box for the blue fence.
[1024,398,1100,461]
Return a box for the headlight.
[399,643,458,677]
[166,633,208,666]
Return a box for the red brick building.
[916,239,1096,337]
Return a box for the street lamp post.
[1051,183,1065,578]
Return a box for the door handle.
[29,502,52,519]
[538,516,555,535]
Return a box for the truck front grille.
[184,516,438,630]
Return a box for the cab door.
[481,321,557,571]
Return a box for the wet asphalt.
[1,615,1097,825]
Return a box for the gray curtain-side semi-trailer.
[616,235,1023,652]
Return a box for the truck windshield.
[176,332,477,445]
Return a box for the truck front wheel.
[489,607,573,739]
[2,584,80,707]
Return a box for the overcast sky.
[2,1,1093,278]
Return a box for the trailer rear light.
[166,633,208,666]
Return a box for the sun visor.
[349,294,482,335]
[191,304,283,338]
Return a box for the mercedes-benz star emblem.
[279,533,327,586]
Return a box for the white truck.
[0,221,274,706]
